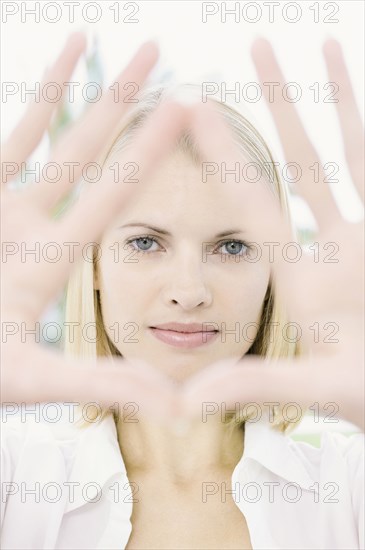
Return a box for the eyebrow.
[117,223,245,239]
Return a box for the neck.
[116,414,245,485]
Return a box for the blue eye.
[126,236,159,253]
[218,240,248,256]
[125,235,249,257]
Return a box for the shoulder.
[1,402,82,439]
[1,406,131,548]
[235,422,364,548]
[1,403,82,484]
[288,428,364,475]
[289,428,364,540]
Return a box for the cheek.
[98,259,150,322]
[225,267,270,321]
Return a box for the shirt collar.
[236,409,318,493]
[64,414,127,513]
[65,409,318,513]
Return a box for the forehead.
[116,149,263,224]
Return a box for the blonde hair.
[63,83,306,435]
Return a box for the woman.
[1,34,364,549]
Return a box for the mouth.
[148,327,219,349]
[149,322,219,334]
[167,331,217,334]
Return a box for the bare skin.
[1,34,188,420]
[125,474,253,550]
[1,32,363,550]
[2,34,363,429]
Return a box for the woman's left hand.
[181,38,364,431]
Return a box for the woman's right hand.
[1,33,187,421]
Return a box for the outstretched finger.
[23,40,160,212]
[251,38,342,232]
[189,99,291,248]
[181,355,364,431]
[323,39,365,202]
[1,32,86,185]
[47,100,189,296]
[1,346,180,423]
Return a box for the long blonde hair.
[63,83,305,434]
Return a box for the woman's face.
[95,149,271,381]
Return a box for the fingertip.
[323,37,341,60]
[158,99,191,127]
[138,40,160,66]
[66,31,88,55]
[251,36,271,59]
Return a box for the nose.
[161,249,213,310]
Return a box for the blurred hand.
[1,33,189,422]
[182,38,364,431]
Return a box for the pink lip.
[149,328,219,349]
[150,322,219,333]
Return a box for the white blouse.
[1,404,364,549]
